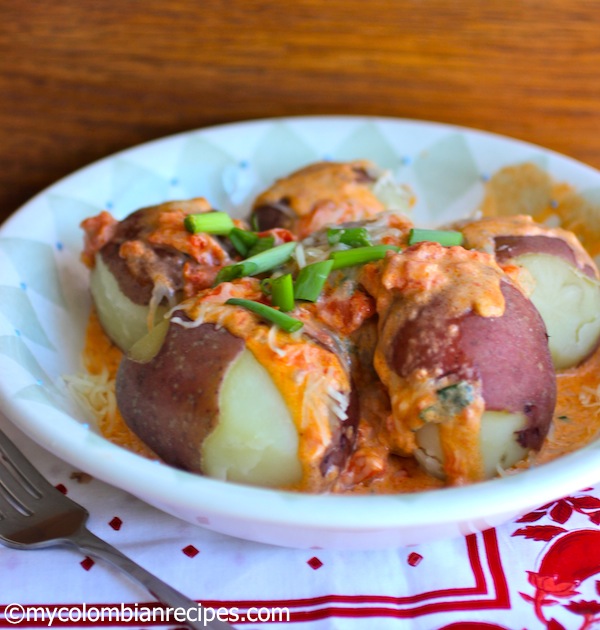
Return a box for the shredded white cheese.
[294,243,307,269]
[63,367,117,431]
[267,324,287,357]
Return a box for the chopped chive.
[329,244,400,270]
[214,261,259,284]
[260,277,273,295]
[247,235,275,257]
[226,298,303,333]
[244,241,296,274]
[214,241,297,285]
[271,273,295,311]
[327,227,372,248]
[229,227,259,257]
[408,228,464,247]
[294,260,334,302]
[184,212,235,235]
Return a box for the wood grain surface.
[2,0,600,222]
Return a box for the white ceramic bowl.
[1,116,599,550]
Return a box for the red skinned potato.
[116,282,358,491]
[81,198,235,352]
[459,215,600,370]
[362,242,556,484]
[251,160,412,239]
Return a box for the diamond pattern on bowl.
[175,136,239,210]
[0,286,55,350]
[248,122,319,184]
[413,133,480,216]
[109,159,171,218]
[331,121,402,170]
[0,335,54,388]
[0,238,66,308]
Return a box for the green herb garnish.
[229,227,259,257]
[327,227,372,248]
[215,241,297,285]
[329,244,400,270]
[226,298,303,333]
[294,260,334,302]
[184,212,235,235]
[271,274,295,312]
[408,228,464,247]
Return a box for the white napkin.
[1,413,599,630]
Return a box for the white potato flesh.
[517,253,600,370]
[201,348,302,487]
[415,410,529,480]
[127,319,169,362]
[90,254,167,352]
[478,411,529,478]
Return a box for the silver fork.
[0,428,234,630]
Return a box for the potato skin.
[495,234,597,278]
[116,320,245,471]
[98,206,185,305]
[95,199,233,306]
[457,214,599,279]
[389,281,556,450]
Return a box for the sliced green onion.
[327,227,372,248]
[408,228,464,247]
[260,277,273,295]
[247,235,275,257]
[214,241,297,285]
[271,273,295,312]
[214,261,259,284]
[294,260,333,302]
[184,212,235,235]
[243,240,296,274]
[225,298,303,333]
[329,244,400,270]
[229,227,258,257]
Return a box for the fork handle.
[70,527,235,630]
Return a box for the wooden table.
[2,0,600,223]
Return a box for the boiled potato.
[366,242,556,484]
[416,410,529,480]
[201,348,301,486]
[514,253,600,369]
[495,233,598,278]
[459,215,600,369]
[90,253,168,352]
[116,306,358,491]
[83,198,234,351]
[251,160,412,238]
